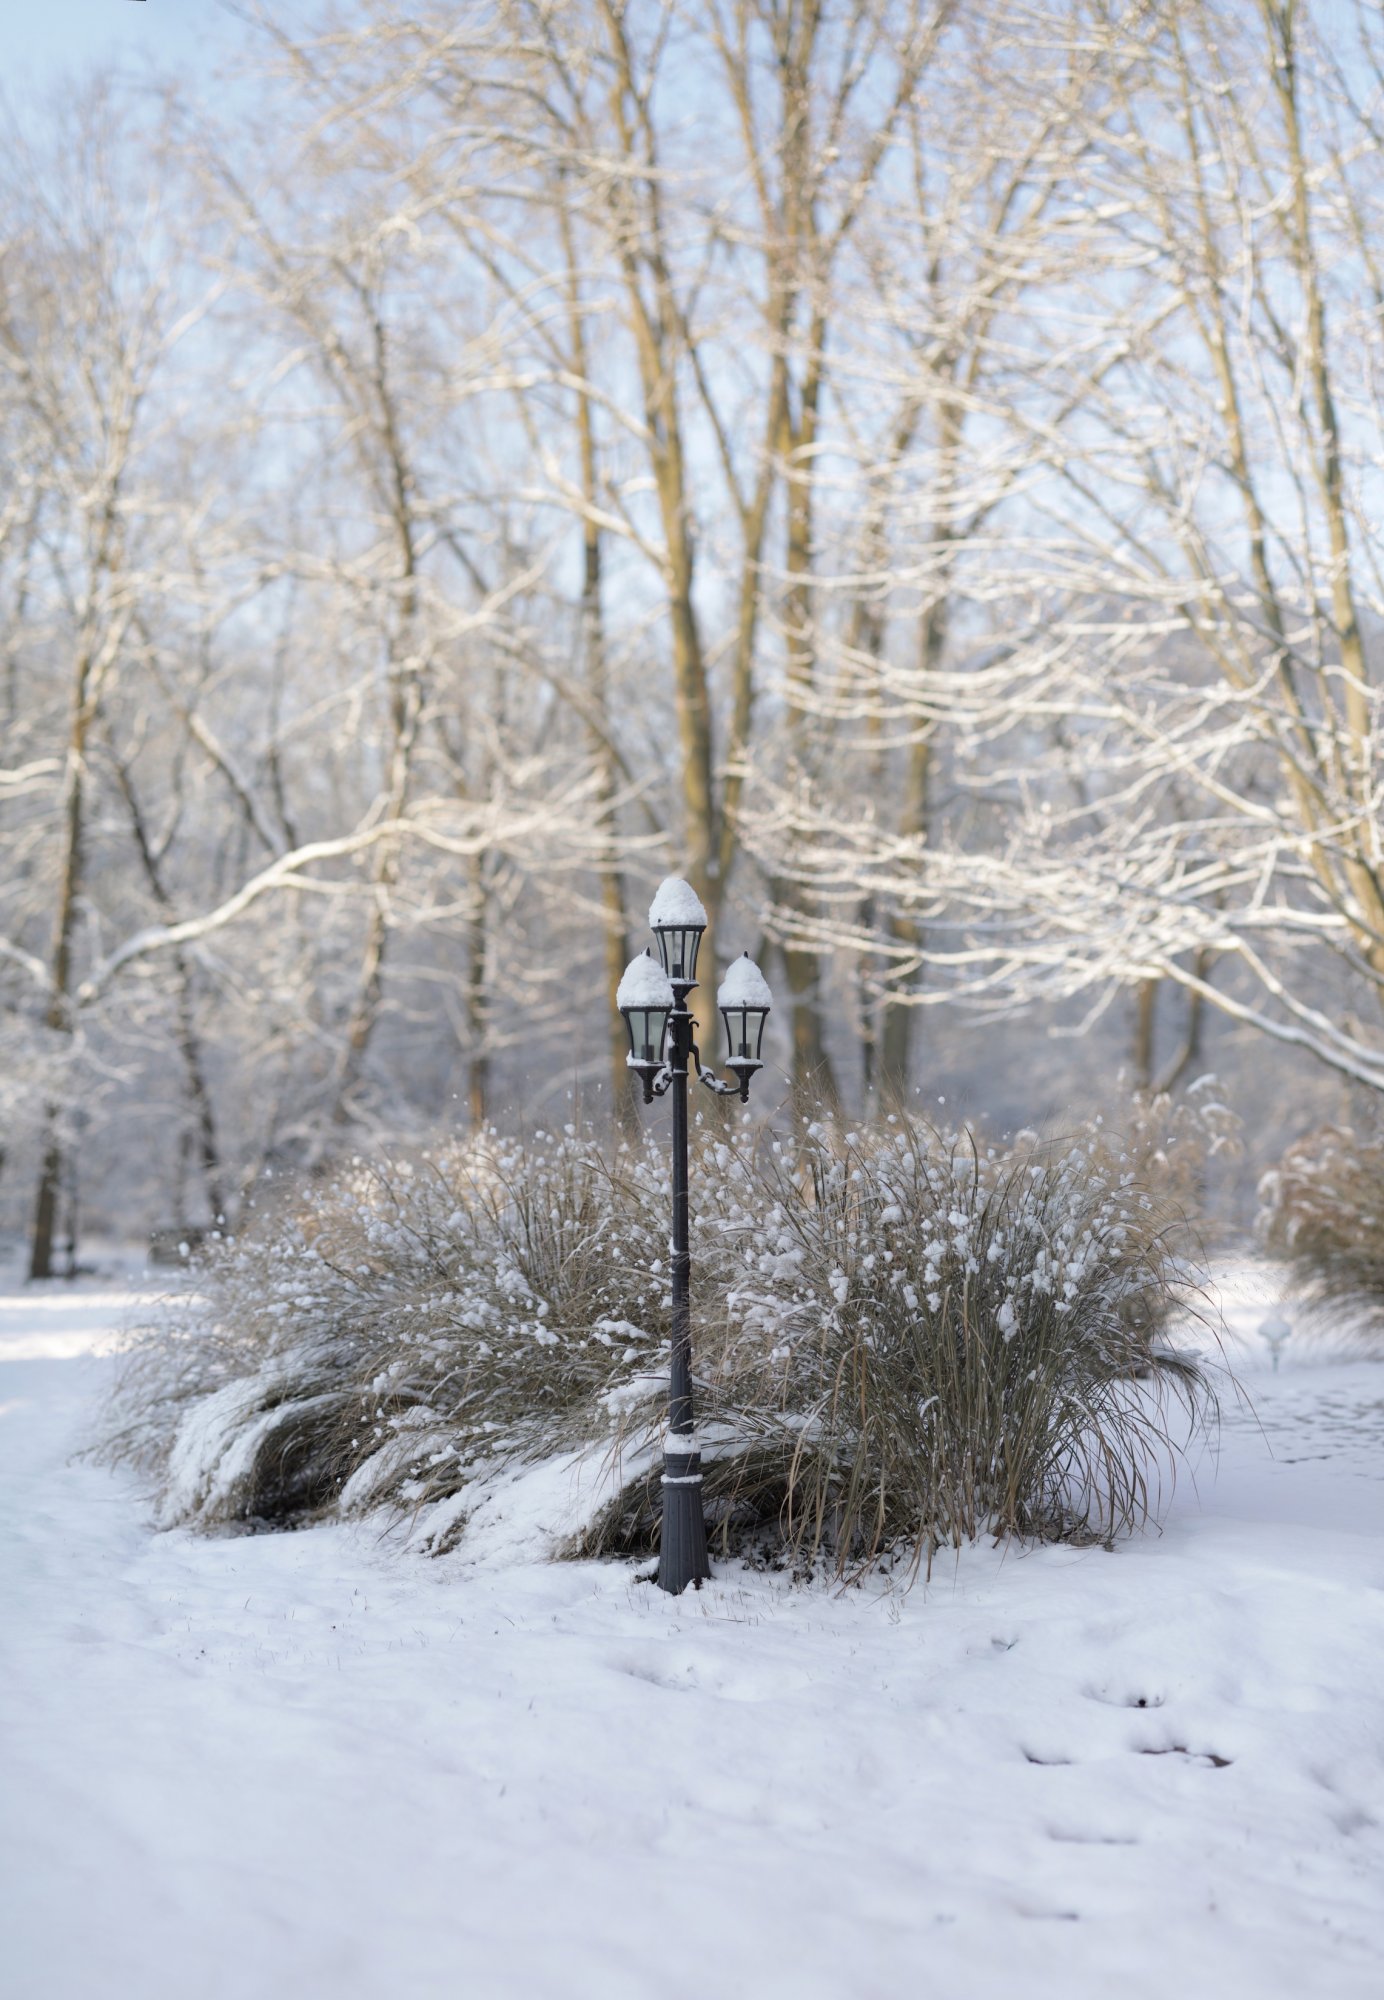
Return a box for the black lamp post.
[617,877,773,1594]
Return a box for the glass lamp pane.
[655,924,702,984]
[722,1003,767,1062]
[722,1004,745,1059]
[633,1006,668,1062]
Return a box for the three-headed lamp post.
[616,878,773,1593]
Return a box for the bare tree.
[0,88,227,1272]
[737,0,1384,1097]
[9,0,1382,1266]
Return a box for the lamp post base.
[657,1438,710,1594]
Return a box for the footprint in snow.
[610,1654,813,1702]
[1084,1683,1165,1709]
[1135,1743,1232,1768]
[1308,1764,1377,1833]
[613,1654,699,1692]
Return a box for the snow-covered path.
[2,1275,1383,2000]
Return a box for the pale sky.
[2,0,245,88]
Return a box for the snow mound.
[408,1431,662,1563]
[649,876,707,928]
[616,951,675,1009]
[159,1376,346,1528]
[718,952,772,1009]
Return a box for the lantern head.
[617,949,674,1101]
[717,952,772,1099]
[649,876,708,992]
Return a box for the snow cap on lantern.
[717,950,772,1073]
[649,875,708,987]
[617,948,674,1071]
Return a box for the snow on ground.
[2,1256,1383,2000]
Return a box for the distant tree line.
[2,0,1381,1271]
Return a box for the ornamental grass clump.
[583,1116,1215,1575]
[105,1110,1215,1576]
[104,1128,683,1532]
[1258,1124,1384,1346]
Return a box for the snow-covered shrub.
[1257,1124,1384,1344]
[583,1116,1215,1574]
[1104,1075,1243,1222]
[103,1128,691,1531]
[106,1113,1214,1573]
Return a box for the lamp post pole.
[660,981,708,1593]
[616,878,774,1595]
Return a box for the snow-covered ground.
[2,1259,1383,2000]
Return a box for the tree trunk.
[30,625,106,1278]
[108,743,228,1223]
[328,298,423,1131]
[560,187,634,1127]
[1133,978,1158,1089]
[29,1131,63,1281]
[466,847,489,1129]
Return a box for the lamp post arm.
[698,1072,740,1097]
[690,1039,739,1096]
[689,1036,761,1103]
